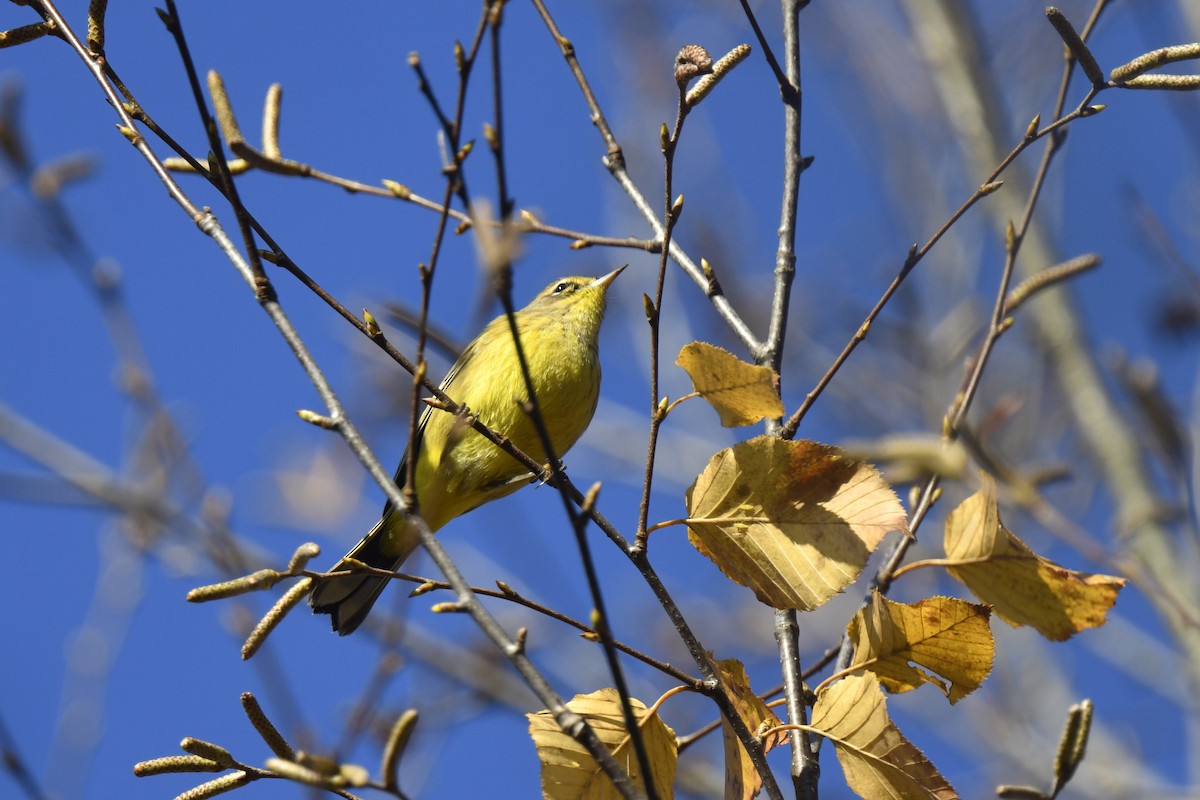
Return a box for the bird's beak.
[592,264,627,290]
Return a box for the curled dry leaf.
[943,473,1125,641]
[676,341,784,427]
[811,673,957,800]
[715,658,787,800]
[686,437,909,611]
[527,688,676,800]
[846,592,993,704]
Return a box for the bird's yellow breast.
[413,309,603,530]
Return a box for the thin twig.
[529,0,763,356]
[780,98,1094,439]
[828,0,1113,682]
[408,2,646,794]
[737,0,792,98]
[634,60,695,550]
[400,574,703,685]
[486,1,654,791]
[0,701,50,800]
[527,8,786,798]
[746,2,818,794]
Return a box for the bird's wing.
[379,333,482,516]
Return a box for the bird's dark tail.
[310,513,418,635]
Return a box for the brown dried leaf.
[527,688,676,800]
[846,592,993,704]
[686,437,909,610]
[811,674,957,800]
[676,342,784,427]
[943,474,1125,641]
[715,658,787,800]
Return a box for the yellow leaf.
[714,658,787,800]
[943,473,1125,641]
[846,592,993,704]
[526,688,676,800]
[686,437,909,610]
[811,674,957,800]
[676,342,784,427]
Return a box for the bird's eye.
[553,282,570,294]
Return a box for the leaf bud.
[382,179,411,199]
[1024,114,1041,140]
[363,309,382,337]
[642,293,656,321]
[296,409,337,429]
[409,581,437,597]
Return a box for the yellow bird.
[311,266,624,634]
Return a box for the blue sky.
[2,2,1198,798]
